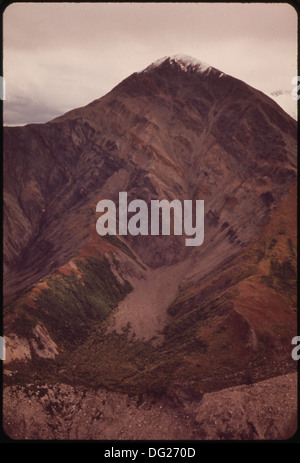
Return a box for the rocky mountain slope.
[3,55,297,440]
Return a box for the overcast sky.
[3,2,298,125]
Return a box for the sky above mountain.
[3,2,298,125]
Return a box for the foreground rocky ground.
[3,372,297,440]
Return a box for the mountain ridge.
[3,56,297,439]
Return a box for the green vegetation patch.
[9,256,132,347]
[36,256,132,346]
[103,234,136,260]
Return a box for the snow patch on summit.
[142,54,213,75]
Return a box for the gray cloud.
[3,3,297,125]
[4,94,63,126]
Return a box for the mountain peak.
[142,54,215,75]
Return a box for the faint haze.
[3,2,298,125]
